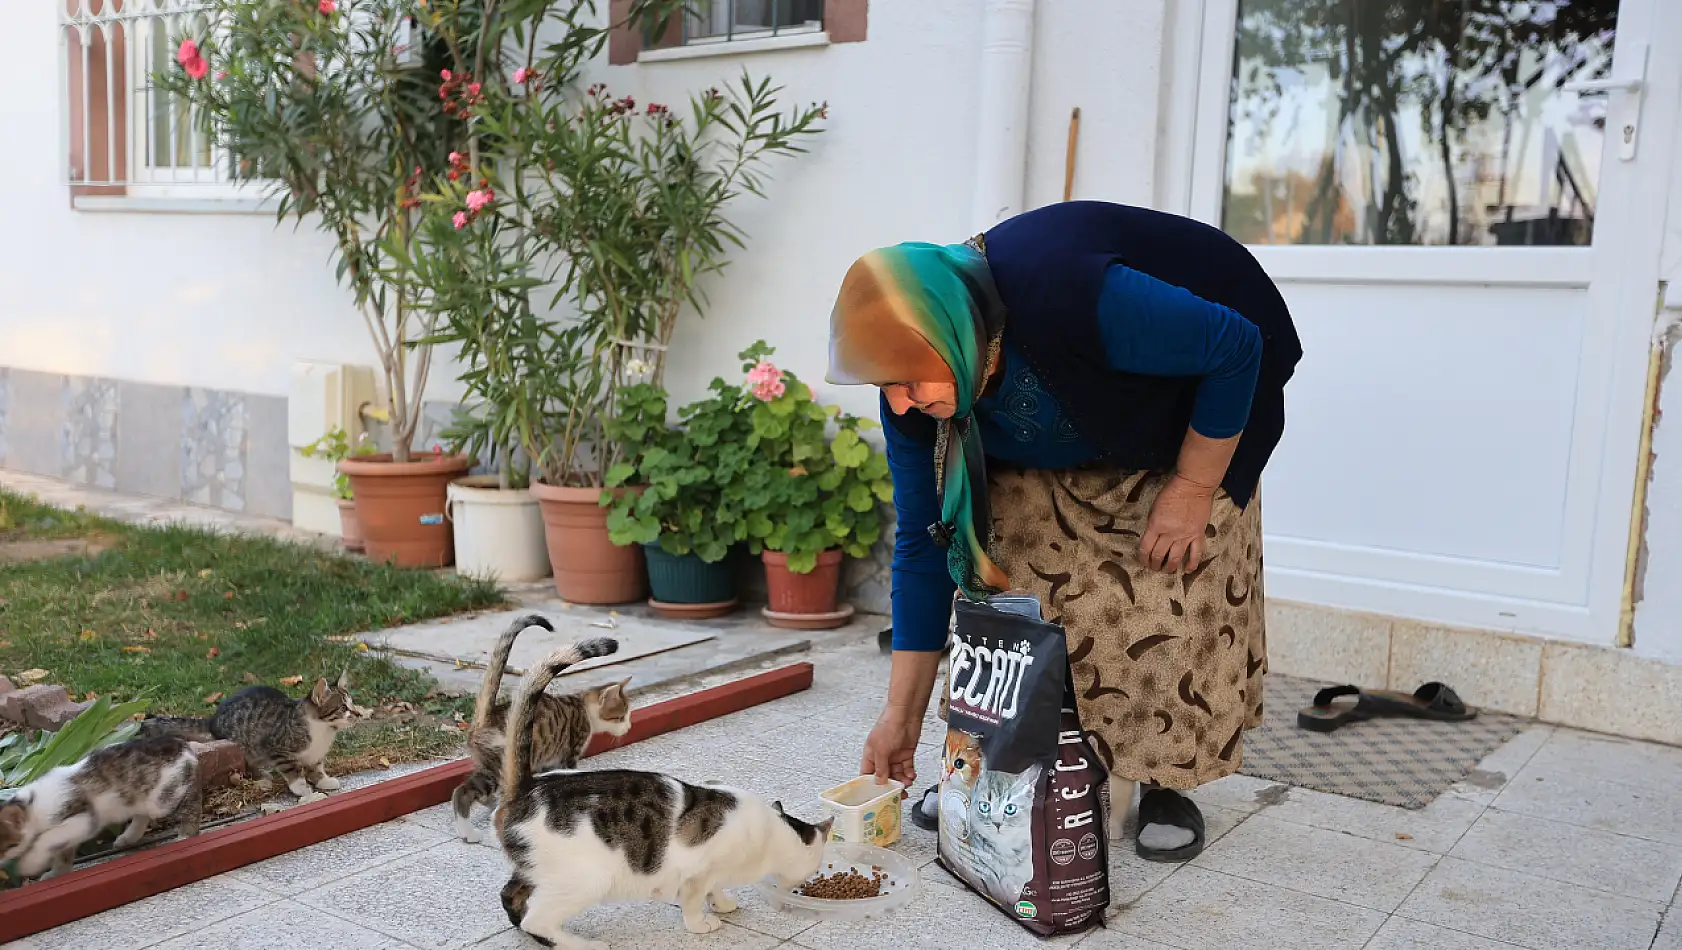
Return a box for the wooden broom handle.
[1063,107,1081,202]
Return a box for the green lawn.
[0,489,503,719]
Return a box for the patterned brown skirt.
[987,466,1267,790]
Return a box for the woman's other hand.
[861,709,922,791]
[1141,474,1215,572]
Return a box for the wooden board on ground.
[366,608,715,680]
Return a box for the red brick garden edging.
[0,662,815,943]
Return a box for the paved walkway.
[16,637,1682,950]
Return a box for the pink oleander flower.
[465,189,492,212]
[467,82,482,97]
[440,68,452,81]
[452,210,468,229]
[318,0,336,13]
[176,39,208,80]
[512,67,531,85]
[448,151,464,166]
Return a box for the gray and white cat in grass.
[966,765,1039,906]
[451,614,631,842]
[496,644,832,950]
[143,673,358,798]
[0,733,201,880]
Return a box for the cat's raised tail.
[471,613,557,731]
[498,637,619,808]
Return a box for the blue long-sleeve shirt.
[886,263,1262,651]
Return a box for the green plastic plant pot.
[642,543,737,605]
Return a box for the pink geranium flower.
[512,67,531,85]
[746,360,785,401]
[452,211,468,229]
[465,189,492,212]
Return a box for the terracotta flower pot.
[761,549,853,629]
[530,482,648,605]
[338,452,472,568]
[335,497,365,553]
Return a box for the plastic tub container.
[759,842,922,922]
[820,776,903,847]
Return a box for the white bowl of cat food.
[760,842,922,922]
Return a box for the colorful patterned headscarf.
[825,241,1010,600]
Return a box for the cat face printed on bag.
[943,730,982,789]
[966,766,1039,906]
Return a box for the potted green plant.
[450,73,824,604]
[297,427,377,552]
[159,0,470,567]
[603,382,756,618]
[724,343,893,630]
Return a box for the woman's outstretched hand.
[861,709,922,792]
[1141,474,1215,572]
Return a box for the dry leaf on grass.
[206,647,221,659]
[279,675,304,686]
[197,569,213,579]
[18,668,49,684]
[122,645,151,654]
[243,672,260,684]
[379,757,391,769]
[1395,833,1414,841]
[203,691,224,704]
[78,629,97,641]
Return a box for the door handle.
[1561,76,1643,94]
[1561,44,1648,161]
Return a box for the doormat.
[1238,674,1529,809]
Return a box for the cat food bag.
[937,596,1111,936]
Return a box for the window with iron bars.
[677,0,824,46]
[61,0,251,200]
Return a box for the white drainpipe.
[971,0,1037,233]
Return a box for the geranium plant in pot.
[159,0,473,566]
[724,343,893,630]
[297,427,377,552]
[603,382,756,618]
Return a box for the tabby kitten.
[451,614,631,843]
[497,644,832,950]
[0,734,201,880]
[144,673,358,798]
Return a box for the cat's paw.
[683,914,723,935]
[287,778,312,797]
[709,893,739,914]
[299,790,329,805]
[313,775,341,791]
[455,818,484,844]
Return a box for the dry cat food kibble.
[796,865,890,900]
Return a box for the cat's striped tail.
[472,613,556,729]
[137,715,215,742]
[499,637,619,807]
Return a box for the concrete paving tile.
[296,839,514,950]
[1073,931,1181,950]
[1396,856,1661,950]
[1256,783,1485,854]
[1523,727,1682,794]
[8,875,275,950]
[1191,813,1439,912]
[1107,804,1247,907]
[1189,772,1278,816]
[145,898,418,950]
[1437,724,1553,806]
[229,817,453,896]
[1449,806,1682,903]
[1654,910,1682,950]
[472,901,780,950]
[1364,917,1529,950]
[708,883,823,940]
[1492,766,1682,846]
[1107,866,1385,950]
[792,879,1087,950]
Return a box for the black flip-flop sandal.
[1135,788,1205,863]
[1297,682,1478,733]
[910,785,940,831]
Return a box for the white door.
[1171,0,1681,645]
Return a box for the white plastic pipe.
[971,0,1037,233]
